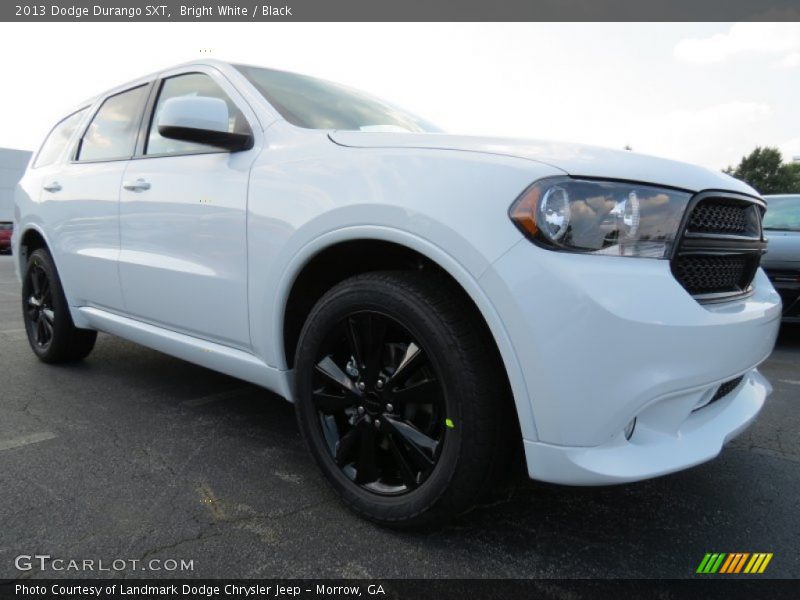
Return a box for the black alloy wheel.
[294,271,516,527]
[21,248,97,363]
[24,260,56,350]
[312,310,446,495]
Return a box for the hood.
[329,131,758,197]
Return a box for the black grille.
[688,202,749,235]
[711,375,744,403]
[694,375,744,412]
[672,254,755,295]
[671,194,766,301]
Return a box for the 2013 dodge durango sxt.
[13,60,781,526]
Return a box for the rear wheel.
[294,271,513,527]
[22,248,97,363]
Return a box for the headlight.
[509,177,692,258]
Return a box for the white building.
[0,147,33,223]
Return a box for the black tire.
[22,248,97,363]
[294,270,514,527]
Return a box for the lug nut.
[374,419,381,429]
[385,404,393,413]
[357,406,365,415]
[376,379,384,390]
[357,381,366,391]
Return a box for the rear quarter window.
[33,109,87,168]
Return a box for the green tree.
[724,147,800,194]
[786,162,800,191]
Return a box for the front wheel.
[294,271,513,527]
[22,248,97,363]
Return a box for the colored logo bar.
[697,553,773,574]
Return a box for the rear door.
[17,108,88,257]
[117,67,261,349]
[46,83,151,310]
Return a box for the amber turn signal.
[509,183,542,237]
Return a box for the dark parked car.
[0,223,13,254]
[763,194,800,322]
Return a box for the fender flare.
[14,222,51,277]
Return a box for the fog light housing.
[624,418,637,440]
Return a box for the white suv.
[14,60,781,526]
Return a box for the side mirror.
[156,96,253,152]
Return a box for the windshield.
[234,64,441,133]
[763,196,800,232]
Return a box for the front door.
[118,69,260,349]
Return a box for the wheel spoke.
[388,343,425,386]
[315,356,362,397]
[383,415,437,470]
[386,434,419,489]
[41,318,53,343]
[354,423,379,484]
[30,269,42,296]
[35,317,46,345]
[362,314,387,384]
[42,308,55,324]
[391,378,440,404]
[312,389,356,413]
[320,414,340,456]
[41,285,51,305]
[344,316,365,370]
[335,426,360,467]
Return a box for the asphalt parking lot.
[0,254,798,580]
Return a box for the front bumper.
[480,239,782,484]
[524,368,770,484]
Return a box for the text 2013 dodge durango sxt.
[13,60,781,526]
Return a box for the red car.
[0,223,12,254]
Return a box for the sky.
[0,22,798,170]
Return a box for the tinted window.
[235,64,440,133]
[34,109,87,168]
[78,85,148,161]
[764,196,800,232]
[146,73,251,156]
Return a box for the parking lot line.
[0,431,57,451]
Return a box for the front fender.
[268,225,540,441]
